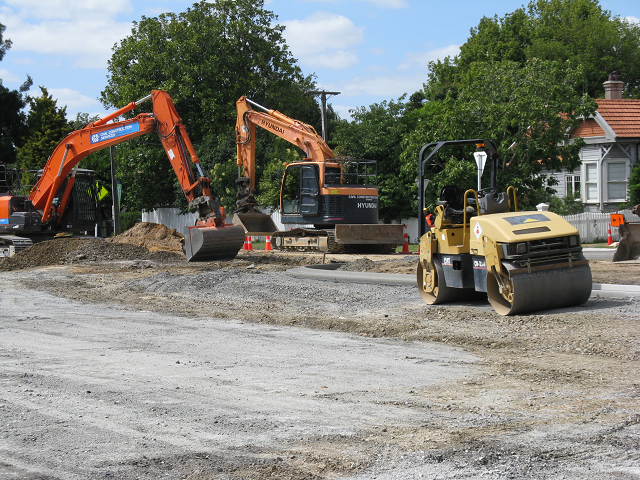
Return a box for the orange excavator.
[234,96,403,252]
[0,90,245,261]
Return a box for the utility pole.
[308,90,340,141]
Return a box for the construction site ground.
[1,224,639,479]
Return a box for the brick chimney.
[604,71,623,99]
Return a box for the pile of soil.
[106,222,184,253]
[0,238,185,271]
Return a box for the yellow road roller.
[416,139,592,315]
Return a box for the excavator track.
[270,229,393,254]
[270,228,334,253]
[0,235,33,257]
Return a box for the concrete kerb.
[287,263,415,286]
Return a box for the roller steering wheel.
[477,187,498,198]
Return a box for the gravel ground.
[0,237,639,479]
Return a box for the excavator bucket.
[183,224,245,262]
[612,221,640,262]
[232,212,278,236]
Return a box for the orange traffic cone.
[402,225,409,254]
[247,236,253,251]
[243,236,248,250]
[607,223,613,246]
[265,235,272,251]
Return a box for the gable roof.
[579,99,640,139]
[571,117,604,138]
[595,99,640,137]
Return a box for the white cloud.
[0,0,134,68]
[282,12,363,69]
[0,68,20,83]
[624,15,640,24]
[331,104,355,120]
[1,0,132,21]
[399,44,461,70]
[46,87,101,111]
[340,74,424,98]
[306,50,359,69]
[27,86,107,118]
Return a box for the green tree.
[332,96,419,221]
[255,138,302,208]
[628,163,640,206]
[403,59,597,212]
[0,80,31,165]
[101,0,318,212]
[17,87,71,186]
[549,192,584,214]
[450,0,640,98]
[0,23,12,62]
[0,23,32,165]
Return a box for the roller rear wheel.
[417,260,458,305]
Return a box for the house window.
[607,162,627,201]
[585,163,597,201]
[565,174,581,196]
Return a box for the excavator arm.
[24,90,244,261]
[235,96,334,196]
[30,90,220,226]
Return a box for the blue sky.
[0,0,637,121]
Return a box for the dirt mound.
[338,257,377,272]
[106,222,184,253]
[0,238,185,271]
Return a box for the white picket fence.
[142,207,631,245]
[141,207,418,243]
[561,209,635,243]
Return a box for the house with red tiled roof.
[557,75,640,212]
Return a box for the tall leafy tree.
[101,0,318,212]
[17,87,71,186]
[332,96,421,221]
[402,59,597,211]
[449,0,640,98]
[628,163,640,207]
[0,23,12,62]
[527,0,640,97]
[0,22,32,166]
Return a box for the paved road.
[582,247,616,261]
